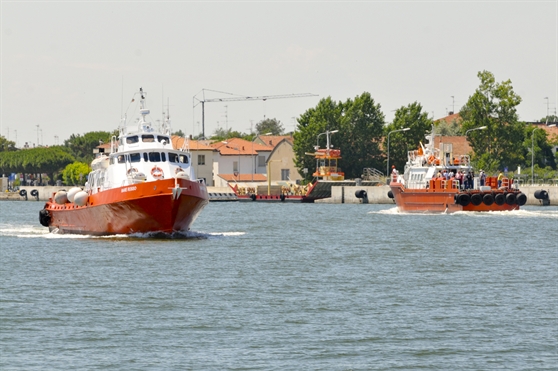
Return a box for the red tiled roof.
[258,135,294,147]
[218,173,268,182]
[435,113,463,124]
[172,136,215,151]
[210,137,271,155]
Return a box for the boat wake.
[453,207,558,219]
[368,206,558,219]
[0,224,246,240]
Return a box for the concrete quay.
[1,185,556,206]
[319,184,558,206]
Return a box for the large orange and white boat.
[388,128,527,213]
[39,88,209,235]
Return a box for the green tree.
[539,115,558,124]
[0,136,17,152]
[64,131,113,163]
[0,146,75,184]
[293,93,385,181]
[384,102,433,173]
[255,118,284,135]
[435,117,462,136]
[62,161,91,186]
[172,129,185,137]
[209,127,246,142]
[460,71,524,172]
[524,126,556,173]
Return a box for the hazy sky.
[1,1,556,147]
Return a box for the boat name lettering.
[121,186,137,193]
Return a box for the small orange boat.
[39,88,209,235]
[232,130,359,202]
[388,128,526,213]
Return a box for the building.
[210,137,272,188]
[171,136,216,186]
[266,137,302,183]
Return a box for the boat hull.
[44,178,208,235]
[389,183,520,213]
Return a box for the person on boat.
[480,170,486,186]
[465,171,473,189]
[455,170,462,189]
[391,165,398,181]
[498,171,506,187]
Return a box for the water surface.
[1,201,557,370]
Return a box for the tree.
[62,162,91,186]
[384,102,433,173]
[64,131,114,163]
[0,146,75,184]
[523,126,556,172]
[435,117,462,136]
[0,136,17,152]
[209,127,247,142]
[172,129,185,137]
[293,93,386,181]
[460,71,524,172]
[255,118,284,135]
[539,115,558,124]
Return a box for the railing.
[362,167,384,181]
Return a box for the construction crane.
[193,89,318,139]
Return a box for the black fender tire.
[516,193,527,206]
[471,193,482,206]
[494,193,505,206]
[505,193,516,205]
[482,193,494,206]
[458,194,470,206]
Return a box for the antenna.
[451,96,455,114]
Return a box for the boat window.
[148,152,161,162]
[143,153,148,162]
[330,159,337,167]
[158,136,170,143]
[117,155,126,164]
[168,153,178,163]
[178,155,188,164]
[161,152,166,162]
[130,153,141,163]
[126,135,139,144]
[142,135,155,142]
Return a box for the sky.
[1,1,556,147]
